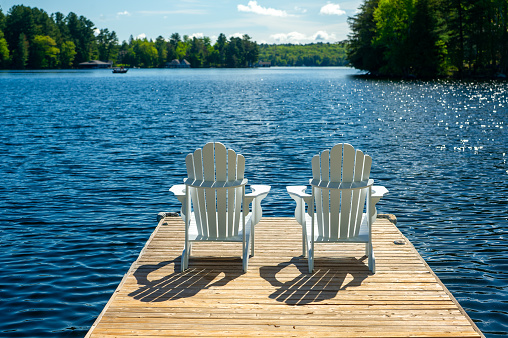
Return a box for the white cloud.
[137,33,147,39]
[93,28,101,36]
[320,3,346,15]
[237,1,288,17]
[270,32,306,43]
[294,6,307,14]
[189,32,204,39]
[312,30,337,41]
[270,31,337,44]
[117,11,131,16]
[229,32,245,39]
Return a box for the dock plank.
[86,216,484,337]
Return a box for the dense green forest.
[348,0,508,78]
[258,43,348,67]
[0,5,260,69]
[0,5,346,69]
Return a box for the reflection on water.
[0,68,506,337]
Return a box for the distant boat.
[113,67,128,74]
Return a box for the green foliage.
[116,33,260,68]
[2,5,98,69]
[13,33,29,69]
[31,35,59,68]
[258,43,348,66]
[349,0,508,77]
[0,30,10,68]
[347,0,384,73]
[59,40,76,67]
[66,12,96,66]
[96,28,118,62]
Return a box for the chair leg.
[367,242,375,273]
[181,249,187,272]
[243,242,249,273]
[308,249,314,273]
[302,234,306,257]
[251,225,255,257]
[302,225,307,257]
[181,240,191,272]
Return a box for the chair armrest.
[246,184,271,199]
[169,184,186,203]
[370,185,388,225]
[169,184,185,196]
[286,186,313,225]
[372,185,388,199]
[287,185,311,199]
[169,184,187,221]
[245,185,271,225]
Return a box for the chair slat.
[203,143,215,181]
[312,154,320,180]
[215,143,227,181]
[215,144,227,237]
[237,154,245,180]
[234,154,245,235]
[185,154,195,180]
[233,186,242,235]
[205,187,217,237]
[339,144,355,238]
[329,145,343,239]
[193,149,203,180]
[227,150,236,235]
[202,144,217,237]
[228,149,237,180]
[192,149,206,236]
[320,150,330,238]
[330,188,340,239]
[330,144,342,182]
[355,155,372,236]
[350,150,364,237]
[342,144,355,182]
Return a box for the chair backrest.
[185,142,247,239]
[311,143,372,240]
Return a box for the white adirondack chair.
[286,143,388,273]
[170,142,270,273]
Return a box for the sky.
[0,0,363,44]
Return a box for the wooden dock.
[86,216,484,337]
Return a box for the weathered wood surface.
[86,216,484,337]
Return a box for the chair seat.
[305,213,369,243]
[188,212,253,242]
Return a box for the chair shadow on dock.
[128,257,242,302]
[260,256,369,305]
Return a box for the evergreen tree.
[96,28,118,61]
[12,33,28,69]
[348,0,384,73]
[66,12,96,65]
[0,30,10,68]
[155,35,168,67]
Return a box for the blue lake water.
[0,67,506,337]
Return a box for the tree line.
[348,0,508,78]
[0,5,261,69]
[258,43,348,67]
[118,33,258,68]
